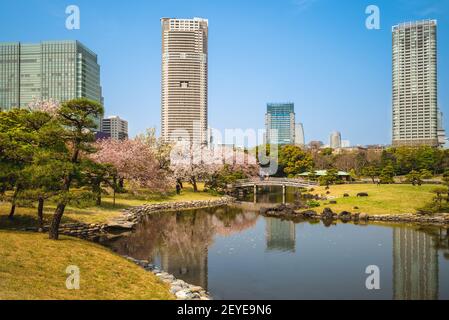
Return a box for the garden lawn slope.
[313,184,435,215]
[0,231,174,300]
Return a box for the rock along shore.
[261,203,449,227]
[124,256,212,300]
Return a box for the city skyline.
[0,0,448,146]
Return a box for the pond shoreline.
[19,196,235,300]
[259,204,449,227]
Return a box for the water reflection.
[265,218,296,252]
[107,206,258,290]
[393,227,439,300]
[103,206,449,299]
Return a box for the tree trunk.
[191,178,198,192]
[96,192,102,206]
[49,203,66,240]
[8,186,20,220]
[37,196,44,231]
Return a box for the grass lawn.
[0,231,174,300]
[0,183,219,230]
[312,184,436,215]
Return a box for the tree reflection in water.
[107,206,258,288]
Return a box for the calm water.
[104,203,449,300]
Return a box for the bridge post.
[254,184,257,203]
[282,185,286,204]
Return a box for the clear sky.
[1,0,448,146]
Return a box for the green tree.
[278,145,314,178]
[0,109,61,220]
[319,169,339,187]
[406,170,422,186]
[379,165,395,184]
[432,187,448,212]
[362,166,379,184]
[48,98,104,240]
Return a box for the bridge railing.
[230,177,318,187]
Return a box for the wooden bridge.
[228,178,317,203]
[229,178,317,189]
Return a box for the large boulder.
[357,192,369,197]
[339,211,352,221]
[322,208,334,220]
[301,210,318,218]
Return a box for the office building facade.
[330,131,342,149]
[161,17,208,145]
[265,103,295,145]
[437,111,447,147]
[392,20,438,147]
[0,41,102,111]
[294,123,305,146]
[101,116,128,140]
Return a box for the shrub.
[306,200,321,208]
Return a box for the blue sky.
[1,0,448,146]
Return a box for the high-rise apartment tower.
[161,17,208,145]
[392,20,438,146]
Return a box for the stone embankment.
[261,203,449,226]
[110,196,236,230]
[22,196,236,240]
[124,256,212,300]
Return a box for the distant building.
[0,41,103,116]
[341,140,351,148]
[101,116,128,140]
[330,131,342,149]
[161,17,208,145]
[308,141,324,149]
[265,103,295,145]
[437,111,447,147]
[294,123,305,146]
[94,131,111,141]
[392,20,438,147]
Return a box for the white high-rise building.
[101,116,128,140]
[437,110,447,147]
[392,20,438,147]
[294,123,305,146]
[161,17,208,145]
[330,131,342,149]
[341,140,351,148]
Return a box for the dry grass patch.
[0,231,174,300]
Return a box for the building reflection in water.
[265,217,296,252]
[393,227,439,300]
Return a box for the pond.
[103,202,449,300]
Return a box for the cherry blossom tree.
[27,98,61,116]
[91,138,173,204]
[170,143,258,192]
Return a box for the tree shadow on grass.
[0,211,79,230]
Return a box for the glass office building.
[265,103,295,145]
[0,41,102,111]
